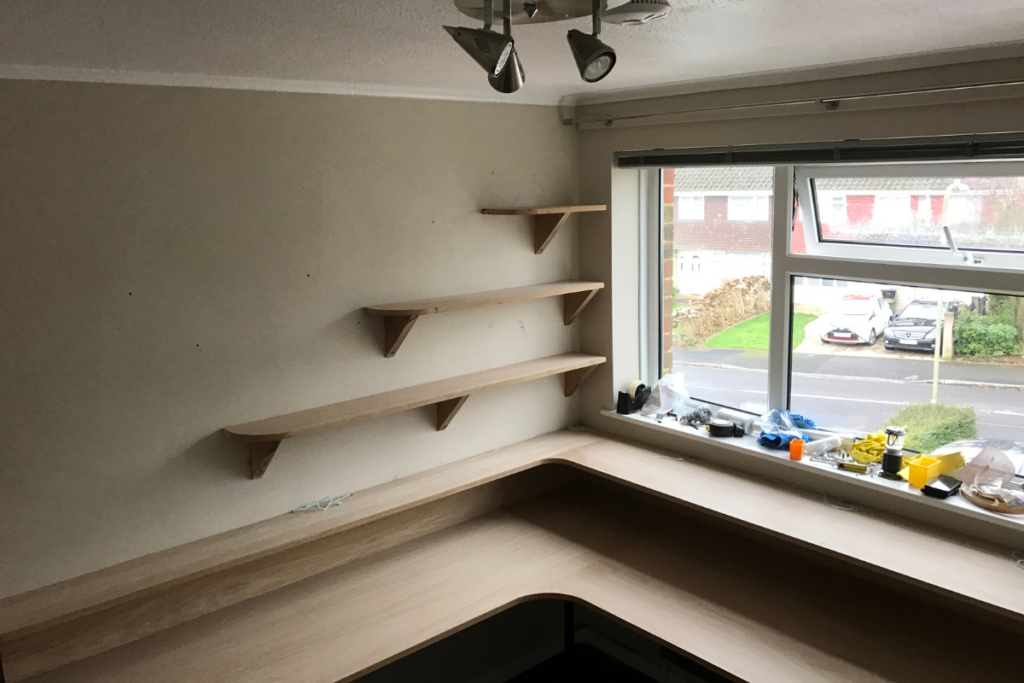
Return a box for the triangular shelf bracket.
[435,395,469,431]
[564,365,598,397]
[249,441,282,480]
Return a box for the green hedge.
[954,319,1021,357]
[885,402,977,453]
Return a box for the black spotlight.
[567,0,616,83]
[443,26,515,79]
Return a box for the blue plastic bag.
[757,410,812,450]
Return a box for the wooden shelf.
[481,205,606,254]
[364,281,603,357]
[223,354,605,478]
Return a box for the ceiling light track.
[445,0,670,94]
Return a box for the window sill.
[598,410,1024,545]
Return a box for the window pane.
[812,176,1024,252]
[676,194,705,221]
[790,278,1024,461]
[665,166,773,414]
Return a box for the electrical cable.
[291,493,351,513]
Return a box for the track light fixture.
[445,0,654,93]
[443,0,518,82]
[567,0,616,83]
[487,0,524,92]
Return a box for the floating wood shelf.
[481,205,606,254]
[223,353,605,478]
[364,281,603,357]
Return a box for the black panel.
[616,134,1024,168]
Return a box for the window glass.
[676,195,705,221]
[790,278,1024,454]
[812,175,1024,251]
[727,194,770,221]
[665,166,773,413]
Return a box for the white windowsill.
[599,409,1024,541]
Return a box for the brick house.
[671,168,1024,299]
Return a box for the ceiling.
[2,0,1024,105]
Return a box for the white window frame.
[795,161,1024,272]
[652,162,1024,416]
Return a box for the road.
[672,349,1024,443]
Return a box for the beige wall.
[0,80,579,597]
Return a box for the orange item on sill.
[790,439,805,461]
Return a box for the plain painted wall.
[0,80,579,598]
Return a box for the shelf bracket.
[563,289,599,325]
[383,315,419,358]
[250,441,282,480]
[435,395,469,431]
[534,213,572,254]
[564,366,598,397]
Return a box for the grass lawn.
[703,312,818,350]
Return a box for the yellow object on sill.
[850,433,886,463]
[901,452,966,489]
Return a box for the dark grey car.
[883,300,959,352]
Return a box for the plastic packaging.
[757,410,810,450]
[803,435,842,458]
[640,373,690,417]
[960,447,1016,489]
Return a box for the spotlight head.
[488,47,525,93]
[444,26,515,77]
[566,29,616,83]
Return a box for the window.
[665,167,773,414]
[792,279,1024,451]
[676,195,705,220]
[799,163,1024,264]
[727,194,771,221]
[650,159,1024,516]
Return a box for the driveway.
[797,315,922,359]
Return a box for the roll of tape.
[707,419,735,438]
[629,379,645,399]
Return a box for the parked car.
[820,294,893,345]
[883,300,962,352]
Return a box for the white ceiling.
[2,0,1024,105]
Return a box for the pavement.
[671,347,1024,443]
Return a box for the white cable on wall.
[291,493,351,513]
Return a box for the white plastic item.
[714,407,755,433]
[640,373,689,417]
[803,435,842,457]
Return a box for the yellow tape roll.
[629,380,645,399]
